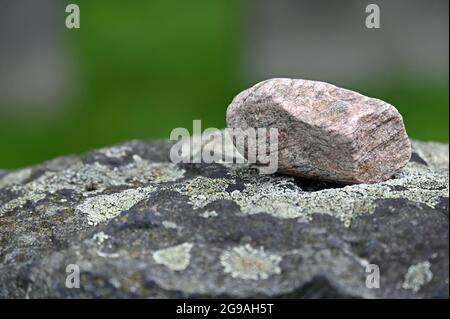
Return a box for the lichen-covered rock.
[0,138,447,298]
[226,78,412,184]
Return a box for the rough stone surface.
[0,138,448,298]
[226,78,412,184]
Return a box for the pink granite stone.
[226,78,412,184]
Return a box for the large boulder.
[0,139,448,298]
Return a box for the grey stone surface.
[0,138,448,298]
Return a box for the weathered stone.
[226,78,412,183]
[0,138,447,298]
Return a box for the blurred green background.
[0,0,448,168]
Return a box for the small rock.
[226,78,412,183]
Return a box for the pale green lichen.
[0,155,184,216]
[77,186,156,226]
[97,145,132,158]
[0,162,119,216]
[402,261,433,292]
[200,210,218,218]
[0,192,46,216]
[231,177,307,219]
[92,231,110,244]
[1,139,447,230]
[171,161,448,227]
[0,168,32,189]
[153,242,194,271]
[162,221,178,229]
[219,244,282,280]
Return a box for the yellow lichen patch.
[121,155,185,184]
[175,176,235,209]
